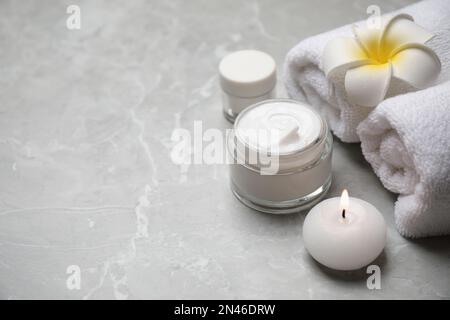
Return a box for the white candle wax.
[303,190,387,270]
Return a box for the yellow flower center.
[364,36,397,64]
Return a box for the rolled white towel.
[358,81,450,238]
[284,0,450,142]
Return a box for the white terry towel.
[358,81,450,238]
[284,0,450,142]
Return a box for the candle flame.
[340,189,349,216]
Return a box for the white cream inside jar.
[227,99,333,214]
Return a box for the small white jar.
[227,99,333,214]
[219,50,276,123]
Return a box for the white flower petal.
[322,37,371,78]
[352,25,382,60]
[352,15,396,60]
[345,63,392,107]
[392,46,441,89]
[381,15,434,57]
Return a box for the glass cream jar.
[227,99,332,214]
[219,50,276,123]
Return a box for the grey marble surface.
[0,0,449,300]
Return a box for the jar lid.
[228,99,329,173]
[219,50,276,98]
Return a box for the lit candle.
[303,190,387,271]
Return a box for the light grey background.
[0,0,449,299]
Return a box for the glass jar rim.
[227,130,333,175]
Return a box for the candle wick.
[342,209,346,219]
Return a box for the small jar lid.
[219,50,276,98]
[228,99,329,173]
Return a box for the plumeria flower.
[322,14,441,107]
